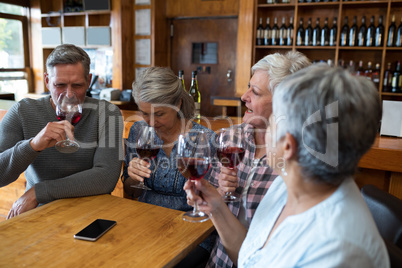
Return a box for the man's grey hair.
[251,51,311,94]
[132,67,195,119]
[46,44,91,82]
[273,64,382,186]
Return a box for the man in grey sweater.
[0,44,123,219]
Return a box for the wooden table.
[0,194,214,267]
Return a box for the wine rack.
[254,0,402,102]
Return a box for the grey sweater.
[0,96,123,204]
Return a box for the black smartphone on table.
[74,219,116,242]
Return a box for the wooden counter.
[0,194,215,267]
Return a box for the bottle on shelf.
[329,17,337,46]
[178,70,186,92]
[373,63,381,90]
[312,18,321,46]
[271,17,279,46]
[279,17,287,46]
[375,15,384,47]
[358,16,367,47]
[305,18,313,46]
[387,15,396,47]
[321,17,329,46]
[297,18,305,46]
[349,16,358,47]
[256,17,264,46]
[365,61,373,81]
[264,17,271,46]
[383,62,393,92]
[396,16,402,47]
[287,17,294,46]
[356,60,365,76]
[366,16,376,47]
[189,71,201,119]
[391,61,401,93]
[340,16,349,47]
[348,60,356,75]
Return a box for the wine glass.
[55,91,82,153]
[177,130,211,223]
[131,125,161,190]
[217,127,245,203]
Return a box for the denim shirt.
[123,120,217,211]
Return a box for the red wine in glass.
[177,157,211,180]
[217,147,245,169]
[136,147,160,161]
[57,111,82,125]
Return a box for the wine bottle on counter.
[305,18,313,46]
[396,17,402,47]
[340,16,349,46]
[329,17,337,46]
[272,17,279,45]
[373,63,381,89]
[358,16,367,47]
[189,71,201,118]
[312,18,321,46]
[256,17,263,45]
[279,17,287,46]
[264,17,271,46]
[391,61,401,93]
[366,16,376,47]
[349,16,358,47]
[387,15,396,47]
[287,17,294,46]
[383,62,393,92]
[321,17,329,46]
[375,15,384,47]
[297,18,305,46]
[178,70,186,92]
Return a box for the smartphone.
[74,219,116,242]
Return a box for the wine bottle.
[296,18,305,46]
[312,18,321,46]
[272,17,279,45]
[356,60,364,76]
[396,16,402,47]
[383,62,393,92]
[279,17,287,46]
[391,61,401,93]
[372,63,381,89]
[365,61,373,81]
[357,16,367,47]
[178,70,186,92]
[349,16,358,47]
[348,60,356,75]
[256,17,263,45]
[264,17,271,46]
[375,15,384,47]
[366,16,375,47]
[305,18,313,46]
[189,71,201,118]
[340,16,349,46]
[387,15,396,47]
[321,17,329,46]
[287,17,294,46]
[329,17,337,46]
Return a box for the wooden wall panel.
[166,0,239,18]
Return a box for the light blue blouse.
[238,176,390,268]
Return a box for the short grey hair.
[251,51,311,94]
[132,67,195,119]
[273,64,382,186]
[46,44,91,82]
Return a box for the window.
[0,1,30,101]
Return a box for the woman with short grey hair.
[185,64,389,267]
[123,66,216,267]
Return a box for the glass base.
[55,140,80,153]
[130,181,151,191]
[223,192,240,203]
[182,211,209,223]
